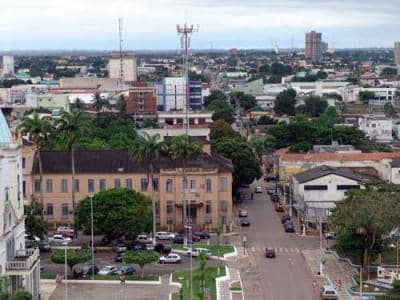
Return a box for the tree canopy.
[25,200,47,240]
[76,188,152,241]
[304,96,328,117]
[274,89,297,116]
[50,249,91,273]
[123,250,159,277]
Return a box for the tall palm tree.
[131,133,166,245]
[18,112,53,205]
[92,92,110,112]
[168,135,202,228]
[74,98,85,111]
[55,111,92,234]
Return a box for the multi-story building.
[23,148,233,231]
[395,42,400,66]
[108,52,137,82]
[126,84,157,120]
[2,56,14,76]
[0,111,40,299]
[358,115,393,143]
[305,31,322,63]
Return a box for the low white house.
[358,115,393,143]
[290,165,374,232]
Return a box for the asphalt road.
[236,179,321,300]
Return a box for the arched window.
[5,187,9,202]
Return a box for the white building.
[0,110,40,299]
[2,56,14,76]
[156,77,186,111]
[108,52,137,82]
[358,115,393,143]
[359,87,398,105]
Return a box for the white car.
[136,235,152,243]
[155,231,175,240]
[98,265,118,275]
[159,253,182,264]
[48,234,71,244]
[255,186,262,193]
[320,285,338,299]
[57,226,74,233]
[186,248,211,258]
[238,209,248,218]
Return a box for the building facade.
[126,84,157,120]
[2,56,14,76]
[305,31,322,63]
[108,52,137,82]
[0,112,40,299]
[358,115,393,143]
[395,42,400,66]
[24,150,233,231]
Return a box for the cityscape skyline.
[0,0,399,50]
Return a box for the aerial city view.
[1,0,400,299]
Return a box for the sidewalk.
[216,267,243,300]
[303,248,358,300]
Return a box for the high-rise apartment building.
[2,55,14,76]
[108,52,137,82]
[395,42,400,66]
[305,31,322,63]
[126,83,157,120]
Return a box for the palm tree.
[92,92,110,112]
[131,132,166,245]
[73,98,85,111]
[117,95,126,114]
[18,112,53,205]
[55,111,92,234]
[168,135,202,228]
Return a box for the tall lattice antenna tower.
[176,23,199,134]
[118,18,124,81]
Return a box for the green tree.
[384,102,396,116]
[230,92,257,110]
[274,89,297,116]
[288,141,311,153]
[207,99,235,124]
[258,115,277,125]
[358,90,375,102]
[92,92,110,112]
[249,136,264,161]
[123,250,159,278]
[204,90,227,107]
[131,133,166,244]
[25,199,47,240]
[18,112,53,205]
[304,96,328,117]
[263,135,277,152]
[55,111,92,232]
[11,290,33,300]
[76,188,151,241]
[197,252,208,297]
[50,249,91,274]
[117,95,127,114]
[378,280,400,299]
[209,120,239,141]
[316,106,341,128]
[142,119,159,129]
[73,98,85,112]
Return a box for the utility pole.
[118,18,124,82]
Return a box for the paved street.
[232,179,321,300]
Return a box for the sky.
[0,0,399,50]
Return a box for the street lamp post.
[63,241,68,300]
[89,192,95,280]
[185,225,193,300]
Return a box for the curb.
[169,273,182,300]
[40,277,161,285]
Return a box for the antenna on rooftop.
[118,18,124,81]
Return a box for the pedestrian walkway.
[217,267,242,300]
[248,246,300,254]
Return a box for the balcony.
[6,248,40,275]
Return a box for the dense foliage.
[274,89,297,116]
[24,200,47,239]
[123,251,159,277]
[50,249,91,273]
[204,91,235,124]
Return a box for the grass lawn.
[171,244,234,257]
[171,266,225,300]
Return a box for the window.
[126,179,133,189]
[221,216,227,225]
[61,203,69,218]
[220,200,228,212]
[88,179,94,193]
[205,201,212,214]
[166,179,173,193]
[167,218,174,225]
[46,179,53,193]
[114,178,121,188]
[99,179,106,191]
[17,175,20,204]
[153,178,159,191]
[61,179,68,193]
[190,180,196,191]
[206,179,212,192]
[22,181,26,197]
[46,203,53,217]
[304,185,328,191]
[34,179,41,192]
[182,179,188,190]
[166,201,174,214]
[220,177,228,192]
[141,178,148,191]
[22,157,25,169]
[337,185,360,190]
[74,179,80,192]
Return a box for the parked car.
[128,242,142,251]
[266,187,275,195]
[265,248,276,258]
[284,221,295,233]
[173,235,185,244]
[143,243,154,251]
[275,203,284,212]
[320,285,338,299]
[98,265,118,276]
[193,231,210,239]
[38,242,51,252]
[76,264,99,277]
[48,234,71,244]
[115,252,123,263]
[238,209,248,218]
[264,175,277,182]
[154,243,172,255]
[271,193,280,202]
[115,265,136,276]
[324,232,336,240]
[56,227,74,238]
[255,186,262,193]
[25,234,41,242]
[191,235,201,242]
[112,241,127,252]
[186,248,212,258]
[159,253,182,264]
[241,219,251,227]
[281,214,291,224]
[136,235,152,244]
[155,231,175,240]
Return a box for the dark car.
[284,221,295,233]
[116,265,136,276]
[265,247,276,258]
[241,219,251,227]
[173,235,185,244]
[266,187,276,195]
[281,213,291,224]
[275,203,284,213]
[154,243,172,255]
[271,193,280,202]
[74,264,99,278]
[128,242,142,251]
[38,242,51,252]
[264,175,277,182]
[115,252,123,263]
[193,231,210,239]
